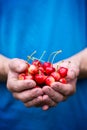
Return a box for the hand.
[41,59,80,110]
[7,58,44,108]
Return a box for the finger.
[42,94,57,106]
[9,58,28,73]
[36,95,57,110]
[42,86,67,103]
[35,95,56,107]
[13,88,43,103]
[34,97,50,111]
[34,96,44,107]
[66,63,79,81]
[7,79,36,92]
[41,105,49,111]
[51,81,76,96]
[66,69,77,81]
[24,96,43,108]
[35,95,57,109]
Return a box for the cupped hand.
[41,59,80,110]
[7,58,44,107]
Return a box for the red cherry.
[24,74,34,80]
[59,78,67,84]
[45,66,55,75]
[58,67,68,77]
[38,66,45,73]
[45,76,55,86]
[18,73,26,80]
[43,62,52,69]
[28,64,38,75]
[23,63,30,75]
[24,68,29,75]
[51,71,61,81]
[35,74,47,84]
[32,60,42,67]
[27,63,30,68]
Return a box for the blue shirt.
[0,0,87,130]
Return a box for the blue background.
[0,0,87,130]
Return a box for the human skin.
[0,48,87,110]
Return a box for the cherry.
[24,69,29,76]
[45,76,55,86]
[32,60,42,67]
[43,62,52,69]
[28,64,38,75]
[58,67,68,77]
[38,66,45,73]
[51,71,61,81]
[35,74,47,85]
[59,78,67,84]
[24,74,34,80]
[45,66,55,75]
[18,73,26,80]
[27,63,30,68]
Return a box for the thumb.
[9,58,28,73]
[66,68,78,81]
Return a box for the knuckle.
[24,98,41,108]
[57,95,64,102]
[65,86,75,96]
[53,95,59,102]
[51,102,57,107]
[7,82,13,92]
[14,85,20,92]
[25,80,36,89]
[20,92,30,102]
[13,93,28,102]
[43,95,49,103]
[50,93,55,99]
[26,81,33,87]
[7,80,19,92]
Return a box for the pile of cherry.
[18,59,68,87]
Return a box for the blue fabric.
[0,0,87,130]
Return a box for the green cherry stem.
[27,50,37,61]
[27,50,46,63]
[56,60,64,71]
[31,50,46,63]
[48,51,58,62]
[32,50,46,63]
[51,50,62,64]
[39,50,46,62]
[31,57,45,62]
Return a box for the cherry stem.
[51,50,62,64]
[56,60,64,71]
[48,51,58,62]
[39,51,46,62]
[27,50,46,63]
[27,50,37,61]
[31,57,45,62]
[56,64,59,71]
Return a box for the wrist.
[3,57,10,76]
[69,48,87,79]
[78,48,87,78]
[0,55,11,81]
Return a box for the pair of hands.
[7,58,80,110]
